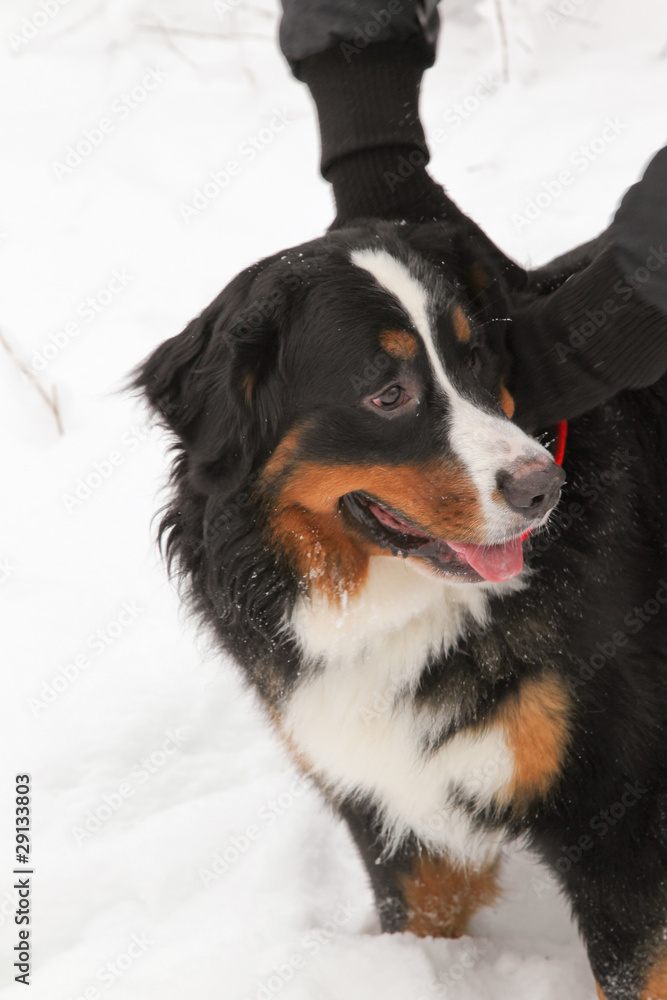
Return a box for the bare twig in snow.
[26,1,105,49]
[0,328,63,436]
[138,24,272,43]
[493,0,510,84]
[218,5,274,19]
[141,15,200,71]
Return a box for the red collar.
[553,419,568,468]
[521,420,567,542]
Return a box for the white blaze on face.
[350,248,552,540]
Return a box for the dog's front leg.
[337,797,501,937]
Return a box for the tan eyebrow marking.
[468,262,491,292]
[378,329,419,360]
[452,305,471,344]
[499,380,515,419]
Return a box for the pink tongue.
[368,502,524,582]
[448,538,524,583]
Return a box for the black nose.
[496,463,565,520]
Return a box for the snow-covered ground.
[1,1,665,997]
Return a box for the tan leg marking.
[643,956,667,999]
[401,853,501,938]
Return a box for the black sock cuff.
[325,146,450,227]
[296,38,432,177]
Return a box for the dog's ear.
[133,259,298,496]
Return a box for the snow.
[1,0,665,996]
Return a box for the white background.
[1,0,666,997]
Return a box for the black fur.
[135,220,667,999]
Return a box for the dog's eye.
[371,385,410,410]
[467,347,483,378]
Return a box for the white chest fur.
[284,557,521,866]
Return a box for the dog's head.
[135,223,564,599]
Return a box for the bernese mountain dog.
[135,218,667,1000]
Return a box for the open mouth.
[341,492,524,583]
